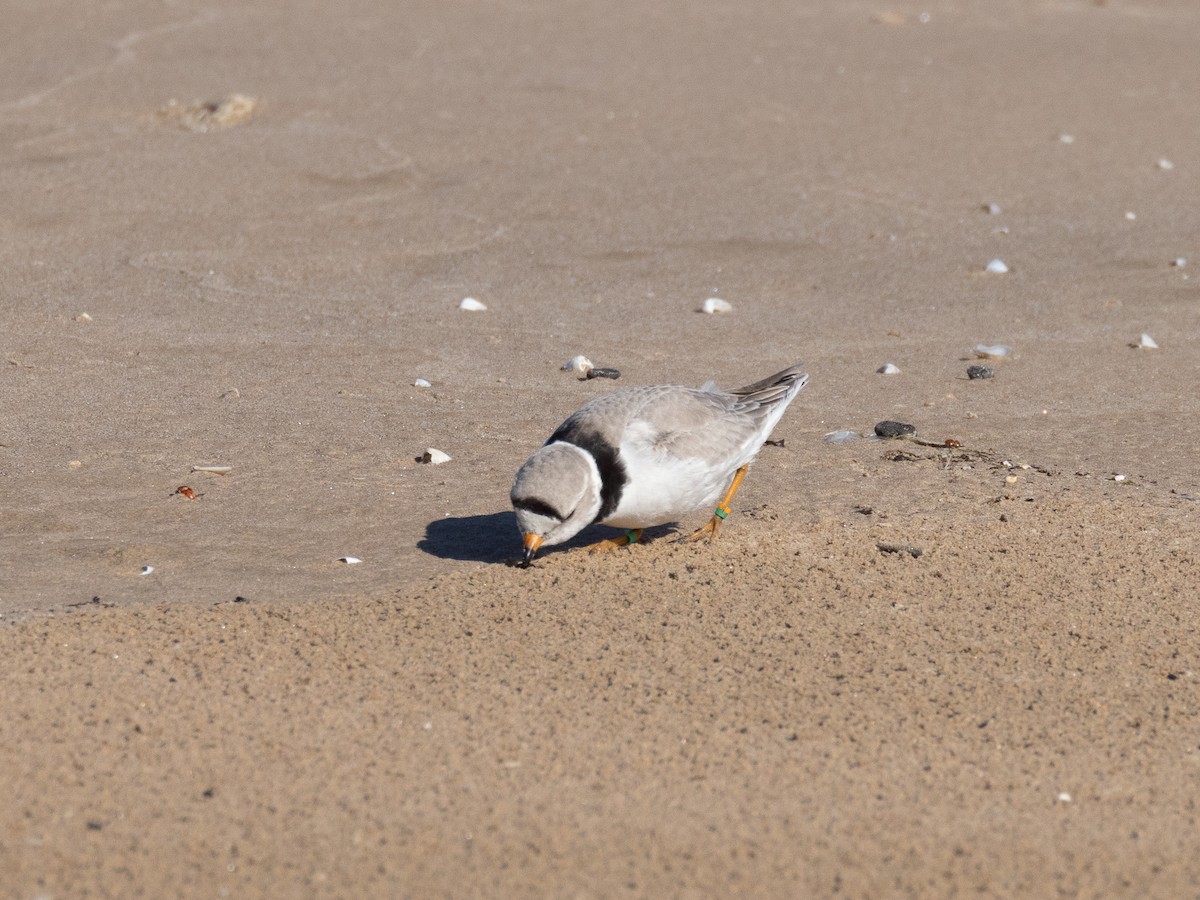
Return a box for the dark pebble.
[874,420,916,439]
[876,542,924,558]
[967,365,994,380]
[585,367,622,380]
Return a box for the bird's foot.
[683,506,730,542]
[586,529,643,552]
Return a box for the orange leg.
[686,465,749,542]
[587,528,643,552]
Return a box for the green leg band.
[625,529,641,544]
[713,507,729,520]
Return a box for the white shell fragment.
[139,565,154,576]
[191,465,232,475]
[1136,333,1159,350]
[561,355,594,375]
[338,556,363,565]
[1057,792,1072,803]
[974,343,1012,359]
[421,448,452,465]
[76,312,93,323]
[702,297,733,314]
[877,363,901,375]
[823,429,860,444]
[984,258,1009,274]
[1171,258,1186,268]
[1058,134,1075,144]
[1124,211,1137,221]
[458,297,487,311]
[414,378,432,388]
[1157,158,1175,171]
[983,202,1002,215]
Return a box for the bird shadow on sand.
[419,512,519,565]
[418,512,678,567]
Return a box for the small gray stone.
[874,420,916,439]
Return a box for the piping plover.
[512,364,809,565]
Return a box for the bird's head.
[511,443,601,565]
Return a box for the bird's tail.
[728,364,809,406]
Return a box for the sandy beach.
[2,0,1199,896]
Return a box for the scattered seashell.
[68,460,82,469]
[1171,258,1186,268]
[414,378,432,388]
[561,355,594,375]
[1113,474,1127,483]
[420,448,452,465]
[874,420,916,439]
[76,312,93,323]
[459,297,487,311]
[992,226,1010,235]
[876,363,901,375]
[139,565,154,576]
[160,94,257,132]
[984,258,1009,274]
[966,365,994,380]
[1157,158,1175,171]
[1124,211,1137,221]
[823,429,860,444]
[220,388,240,400]
[191,465,232,475]
[982,202,1002,215]
[702,297,733,314]
[1134,333,1158,350]
[1057,792,1072,803]
[175,485,198,500]
[585,367,621,380]
[338,556,363,565]
[974,343,1011,359]
[1058,134,1075,144]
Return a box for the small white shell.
[702,297,733,314]
[823,429,860,444]
[191,465,232,475]
[139,565,154,576]
[1124,211,1137,221]
[983,202,1002,215]
[1171,258,1186,268]
[76,312,93,323]
[1057,792,1072,803]
[1058,134,1075,144]
[984,259,1009,274]
[338,556,363,565]
[1113,474,1127,483]
[876,363,901,375]
[974,343,1011,359]
[414,378,432,388]
[1137,333,1158,349]
[459,297,487,311]
[561,355,594,375]
[1157,158,1175,171]
[422,448,452,464]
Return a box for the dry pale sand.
[2,0,1199,896]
